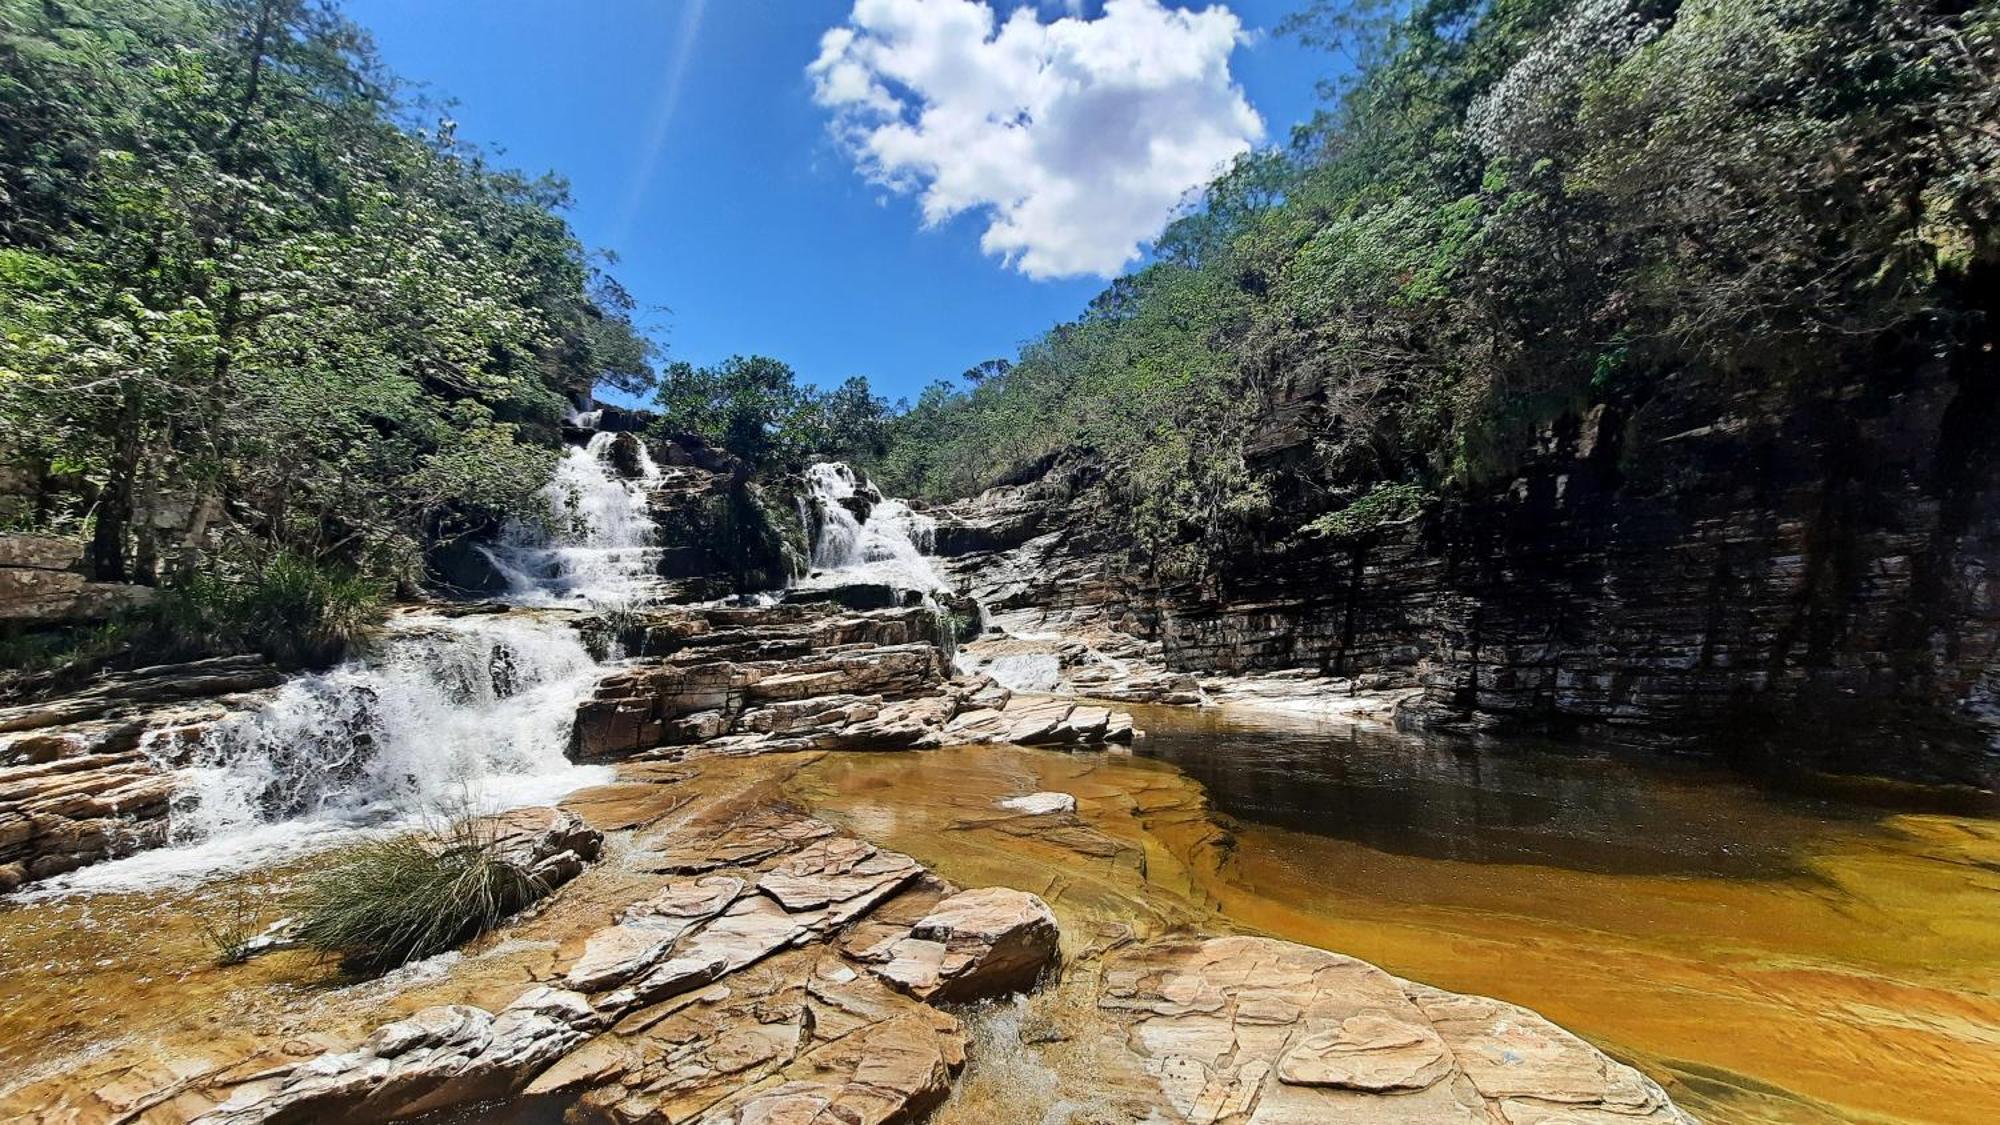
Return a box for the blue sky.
[342,1,1331,407]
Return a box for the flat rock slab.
[998,791,1077,815]
[1099,935,1695,1124]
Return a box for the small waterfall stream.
[481,431,665,610]
[796,462,946,599]
[34,429,657,896]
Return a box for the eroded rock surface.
[572,603,1138,760]
[1098,935,1694,1124]
[171,805,1049,1125]
[860,886,1060,1004]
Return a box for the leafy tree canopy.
[0,0,657,592]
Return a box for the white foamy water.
[25,428,663,898]
[28,614,613,897]
[796,461,945,598]
[482,432,664,610]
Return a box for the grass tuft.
[292,819,545,973]
[195,882,265,967]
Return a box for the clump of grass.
[292,820,545,973]
[195,882,266,967]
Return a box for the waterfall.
[797,462,945,598]
[30,426,664,896]
[481,432,664,610]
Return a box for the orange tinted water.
[787,707,2000,1125]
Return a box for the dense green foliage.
[873,0,1998,574]
[150,550,384,665]
[292,816,545,971]
[0,0,652,598]
[653,355,889,471]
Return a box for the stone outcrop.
[479,805,605,889]
[1098,935,1693,1124]
[928,362,2000,784]
[194,987,604,1124]
[118,797,1692,1125]
[0,533,153,624]
[182,807,1052,1125]
[573,603,1137,760]
[856,886,1060,1003]
[0,655,283,889]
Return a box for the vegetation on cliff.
[0,0,653,596]
[870,0,1999,575]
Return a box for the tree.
[654,355,818,467]
[0,0,656,592]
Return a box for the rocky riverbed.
[0,742,1693,1124]
[0,583,1704,1124]
[6,436,1988,1124]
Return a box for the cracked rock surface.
[1096,936,1695,1125]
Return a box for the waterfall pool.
[0,709,1993,1122]
[788,704,2000,1125]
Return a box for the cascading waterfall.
[34,425,661,896]
[796,461,946,599]
[481,432,664,611]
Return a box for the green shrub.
[292,820,545,973]
[154,552,386,668]
[1302,482,1434,542]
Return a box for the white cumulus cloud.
[808,0,1264,280]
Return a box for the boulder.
[476,805,603,888]
[866,887,1060,1003]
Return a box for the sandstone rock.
[565,875,746,992]
[193,986,599,1124]
[867,887,1059,1004]
[0,533,79,571]
[757,836,923,912]
[998,791,1077,815]
[476,805,603,888]
[1098,935,1693,1124]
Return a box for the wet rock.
[0,661,286,889]
[866,887,1060,1004]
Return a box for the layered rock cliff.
[929,358,2000,787]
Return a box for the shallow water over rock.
[787,706,2000,1125]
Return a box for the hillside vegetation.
[0,0,652,593]
[870,0,1999,574]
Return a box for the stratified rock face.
[930,365,2000,784]
[571,603,1137,760]
[0,533,154,624]
[1099,935,1695,1124]
[0,655,284,889]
